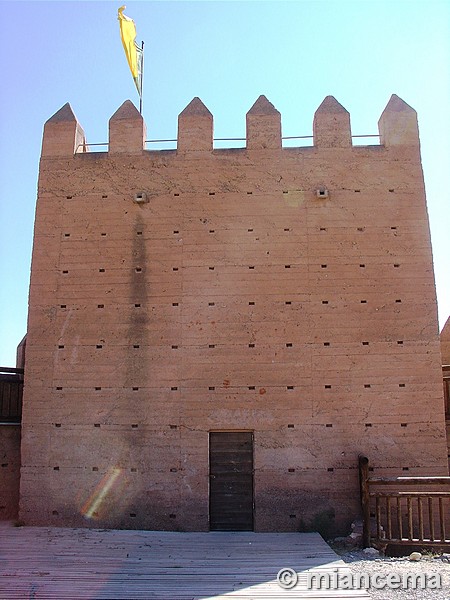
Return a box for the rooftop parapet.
[246,95,282,150]
[177,97,213,152]
[40,94,421,156]
[109,100,146,153]
[41,103,86,158]
[378,94,420,146]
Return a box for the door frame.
[208,429,255,531]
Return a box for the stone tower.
[19,94,448,532]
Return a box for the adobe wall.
[441,318,450,467]
[0,425,20,520]
[0,349,24,521]
[19,95,449,533]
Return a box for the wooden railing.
[443,364,450,419]
[0,367,24,424]
[359,456,450,549]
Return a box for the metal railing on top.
[76,134,380,153]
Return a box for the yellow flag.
[118,6,143,96]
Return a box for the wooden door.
[209,431,254,531]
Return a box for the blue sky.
[0,0,449,366]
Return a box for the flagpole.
[140,41,144,115]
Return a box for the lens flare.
[81,467,123,519]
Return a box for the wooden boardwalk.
[0,525,370,599]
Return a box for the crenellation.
[246,95,282,150]
[378,94,420,147]
[313,96,352,148]
[38,94,424,160]
[108,100,146,154]
[41,103,86,157]
[177,97,213,152]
